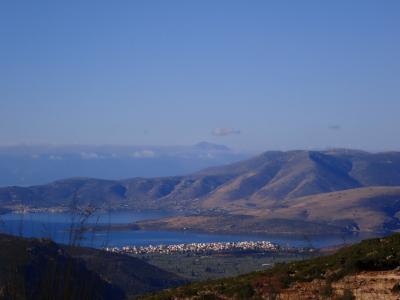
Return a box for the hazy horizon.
[0,142,398,154]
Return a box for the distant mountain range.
[0,142,248,186]
[1,149,400,234]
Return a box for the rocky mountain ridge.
[1,149,400,234]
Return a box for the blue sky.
[1,0,399,151]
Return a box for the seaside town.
[105,240,280,255]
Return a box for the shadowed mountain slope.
[0,234,187,299]
[0,234,125,300]
[67,246,187,298]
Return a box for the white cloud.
[212,127,241,136]
[80,152,103,159]
[131,150,156,158]
[49,155,63,160]
[198,153,215,159]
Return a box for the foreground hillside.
[0,234,186,300]
[68,246,187,298]
[140,233,400,300]
[0,234,123,300]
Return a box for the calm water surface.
[0,212,381,249]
